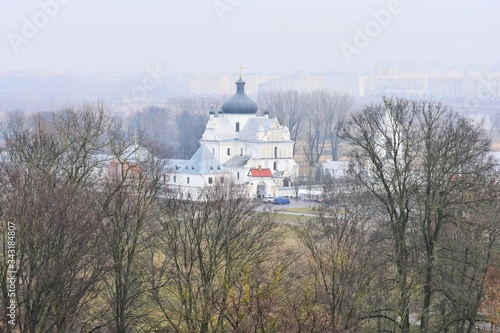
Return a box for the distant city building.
[2,65,499,113]
[189,75,272,95]
[187,69,500,103]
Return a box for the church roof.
[207,117,235,140]
[238,118,279,140]
[224,155,251,167]
[249,168,273,177]
[273,170,284,177]
[121,144,151,164]
[221,78,258,114]
[167,159,189,170]
[178,145,229,175]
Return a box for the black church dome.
[221,78,258,114]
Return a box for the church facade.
[168,77,299,199]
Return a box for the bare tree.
[169,96,214,159]
[149,184,277,333]
[303,91,329,162]
[412,102,494,333]
[4,111,64,178]
[296,190,382,332]
[128,105,175,158]
[482,253,500,330]
[0,171,105,333]
[259,90,306,152]
[342,97,497,333]
[325,92,352,161]
[0,104,116,332]
[175,110,206,159]
[431,170,500,333]
[343,98,429,333]
[302,90,351,182]
[98,140,166,333]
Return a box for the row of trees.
[0,100,498,332]
[258,90,352,162]
[127,96,215,159]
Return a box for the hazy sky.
[1,0,499,74]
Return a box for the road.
[255,198,323,219]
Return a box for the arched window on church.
[273,162,277,171]
[212,148,215,155]
[236,122,240,132]
[274,146,278,158]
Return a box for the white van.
[263,195,274,203]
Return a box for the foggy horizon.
[1,0,500,75]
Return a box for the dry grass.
[285,207,319,214]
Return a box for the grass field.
[285,207,319,214]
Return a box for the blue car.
[273,197,290,204]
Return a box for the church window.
[236,122,240,132]
[240,148,243,156]
[273,162,277,171]
[208,177,213,184]
[227,148,231,155]
[173,176,176,183]
[187,177,190,184]
[212,148,215,155]
[274,146,278,158]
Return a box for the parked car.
[263,195,274,203]
[274,197,290,204]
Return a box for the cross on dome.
[237,64,244,78]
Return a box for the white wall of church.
[170,173,203,187]
[201,141,244,165]
[217,141,243,164]
[223,113,253,131]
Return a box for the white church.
[167,76,299,199]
